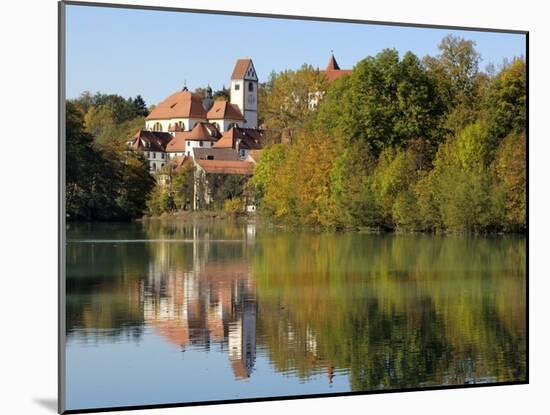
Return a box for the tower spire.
[326,52,341,71]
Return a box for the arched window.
[151,162,156,171]
[248,82,254,92]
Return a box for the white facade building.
[128,58,261,174]
[230,59,258,128]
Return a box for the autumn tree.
[260,64,328,141]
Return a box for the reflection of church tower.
[230,59,258,128]
[228,283,257,379]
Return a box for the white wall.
[209,118,244,132]
[168,140,214,157]
[145,117,206,132]
[230,79,244,114]
[231,79,258,128]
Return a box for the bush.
[223,198,243,213]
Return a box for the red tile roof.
[207,100,244,121]
[193,148,241,161]
[322,69,353,82]
[326,54,341,70]
[127,130,173,152]
[322,54,353,82]
[195,159,255,175]
[213,127,263,150]
[166,122,221,152]
[231,59,252,80]
[167,155,190,172]
[146,90,207,120]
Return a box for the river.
[64,220,526,411]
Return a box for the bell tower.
[230,59,258,128]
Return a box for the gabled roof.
[195,159,255,175]
[207,100,244,121]
[165,122,221,152]
[127,130,173,152]
[322,54,353,83]
[231,58,256,80]
[146,90,207,120]
[213,126,263,150]
[167,155,190,172]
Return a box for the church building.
[127,58,261,172]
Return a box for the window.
[151,162,156,171]
[199,141,203,147]
[240,149,246,158]
[248,82,254,92]
[146,152,150,158]
[187,141,190,147]
[161,153,165,159]
[152,152,156,159]
[235,83,240,91]
[207,155,214,160]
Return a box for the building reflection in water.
[142,225,257,380]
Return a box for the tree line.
[66,93,155,220]
[252,35,526,233]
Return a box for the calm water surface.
[65,221,526,411]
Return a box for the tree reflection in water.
[66,221,526,391]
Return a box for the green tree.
[318,49,444,155]
[171,161,194,210]
[423,35,486,134]
[132,95,149,117]
[492,131,526,231]
[66,100,154,221]
[483,58,526,140]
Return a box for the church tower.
[230,59,258,128]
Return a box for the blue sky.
[66,4,526,106]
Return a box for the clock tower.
[230,59,258,128]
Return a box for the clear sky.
[66,4,526,106]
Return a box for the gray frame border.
[58,1,67,413]
[58,1,529,414]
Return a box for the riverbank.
[139,209,257,224]
[137,210,525,236]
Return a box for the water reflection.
[66,221,526,408]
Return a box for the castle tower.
[230,59,258,128]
